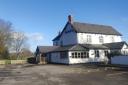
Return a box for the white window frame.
[87,35,92,43]
[111,36,115,42]
[99,36,104,43]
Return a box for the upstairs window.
[99,36,104,43]
[111,36,115,42]
[87,35,92,43]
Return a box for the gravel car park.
[0,64,128,85]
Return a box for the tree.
[11,32,28,59]
[0,19,12,59]
[21,48,33,59]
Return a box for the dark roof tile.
[37,46,59,53]
[72,22,122,35]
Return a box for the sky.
[0,0,128,52]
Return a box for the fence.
[0,60,27,65]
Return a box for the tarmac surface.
[0,64,128,85]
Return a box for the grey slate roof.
[81,44,108,49]
[53,44,88,52]
[53,21,122,41]
[37,46,59,53]
[103,41,128,50]
[72,22,122,35]
[37,42,128,53]
[53,34,61,41]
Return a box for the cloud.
[25,32,44,52]
[26,32,43,41]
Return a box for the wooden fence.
[0,60,27,65]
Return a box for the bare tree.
[21,47,33,59]
[11,32,28,59]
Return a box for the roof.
[53,44,88,52]
[37,42,128,53]
[37,46,59,53]
[53,21,122,41]
[103,41,128,50]
[81,44,108,49]
[72,22,122,35]
[52,34,61,41]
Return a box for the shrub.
[27,57,37,64]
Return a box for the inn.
[35,15,128,64]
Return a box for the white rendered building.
[35,15,128,64]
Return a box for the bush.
[27,57,37,64]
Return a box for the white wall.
[53,24,122,46]
[55,24,78,46]
[111,56,128,65]
[51,52,69,64]
[77,33,122,44]
[89,49,108,62]
[121,44,128,55]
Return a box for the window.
[71,51,89,58]
[60,52,67,59]
[75,52,77,58]
[84,52,89,58]
[111,36,115,42]
[81,52,83,58]
[104,51,108,56]
[80,33,83,40]
[87,35,92,43]
[95,50,99,57]
[72,53,74,58]
[99,36,104,43]
[78,53,80,58]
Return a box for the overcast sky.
[0,0,128,52]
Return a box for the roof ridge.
[73,21,112,28]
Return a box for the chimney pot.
[68,15,73,23]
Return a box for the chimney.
[68,15,73,23]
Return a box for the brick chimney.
[68,15,73,23]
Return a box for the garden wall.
[0,60,27,65]
[111,56,128,65]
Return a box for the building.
[35,15,128,64]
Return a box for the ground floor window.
[71,51,89,58]
[95,50,99,57]
[104,50,109,56]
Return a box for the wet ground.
[0,64,128,85]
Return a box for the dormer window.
[87,35,92,43]
[99,36,104,43]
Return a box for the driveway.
[0,64,128,85]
